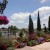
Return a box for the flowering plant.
[37,37,44,43]
[0,16,9,25]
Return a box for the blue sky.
[0,0,50,17]
[0,0,50,29]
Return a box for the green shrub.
[47,31,50,34]
[7,41,13,47]
[31,40,38,44]
[19,31,23,38]
[37,31,44,37]
[27,41,33,46]
[47,39,50,42]
[0,32,2,37]
[2,38,14,47]
[7,47,15,50]
[27,40,38,46]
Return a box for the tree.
[8,25,14,35]
[19,31,23,38]
[8,25,19,35]
[43,24,47,33]
[29,15,34,34]
[48,16,50,31]
[37,11,41,31]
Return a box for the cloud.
[32,6,50,28]
[10,12,30,21]
[9,6,50,29]
[40,0,48,3]
[1,6,50,29]
[7,12,30,28]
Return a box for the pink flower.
[0,16,9,25]
[29,33,34,40]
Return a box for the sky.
[0,0,50,29]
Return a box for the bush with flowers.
[0,16,9,25]
[0,36,15,50]
[0,30,50,49]
[27,40,38,46]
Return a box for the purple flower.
[18,43,26,48]
[37,37,44,43]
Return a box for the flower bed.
[0,32,50,50]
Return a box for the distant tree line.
[8,25,19,35]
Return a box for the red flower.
[0,16,9,25]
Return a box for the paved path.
[31,42,50,50]
[15,42,50,50]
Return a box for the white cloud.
[9,6,50,29]
[8,12,30,28]
[32,6,50,28]
[40,0,48,3]
[10,12,30,21]
[1,6,50,29]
